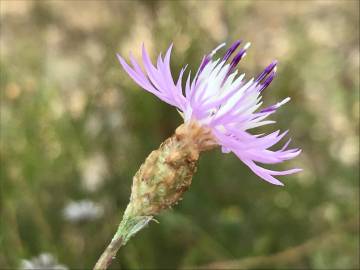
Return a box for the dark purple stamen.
[231,48,247,67]
[259,71,276,92]
[255,60,278,83]
[226,48,247,76]
[260,105,276,113]
[221,46,248,87]
[222,40,242,62]
[198,55,211,74]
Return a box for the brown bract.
[123,121,218,218]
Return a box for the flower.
[117,40,301,185]
[63,199,104,222]
[20,253,67,270]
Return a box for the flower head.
[117,40,301,185]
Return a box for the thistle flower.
[94,41,301,269]
[117,40,301,186]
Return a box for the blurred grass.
[0,0,359,269]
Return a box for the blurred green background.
[0,0,359,269]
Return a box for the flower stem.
[94,215,152,270]
[93,233,124,270]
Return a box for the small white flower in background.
[63,199,104,222]
[20,253,67,270]
[81,153,108,192]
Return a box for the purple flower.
[117,40,301,186]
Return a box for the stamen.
[260,97,291,113]
[198,55,211,74]
[259,70,276,92]
[222,40,242,62]
[243,42,251,50]
[210,42,226,57]
[256,60,278,83]
[198,43,227,75]
[227,42,251,75]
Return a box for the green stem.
[93,232,124,270]
[93,215,153,270]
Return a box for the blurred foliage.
[0,0,359,269]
